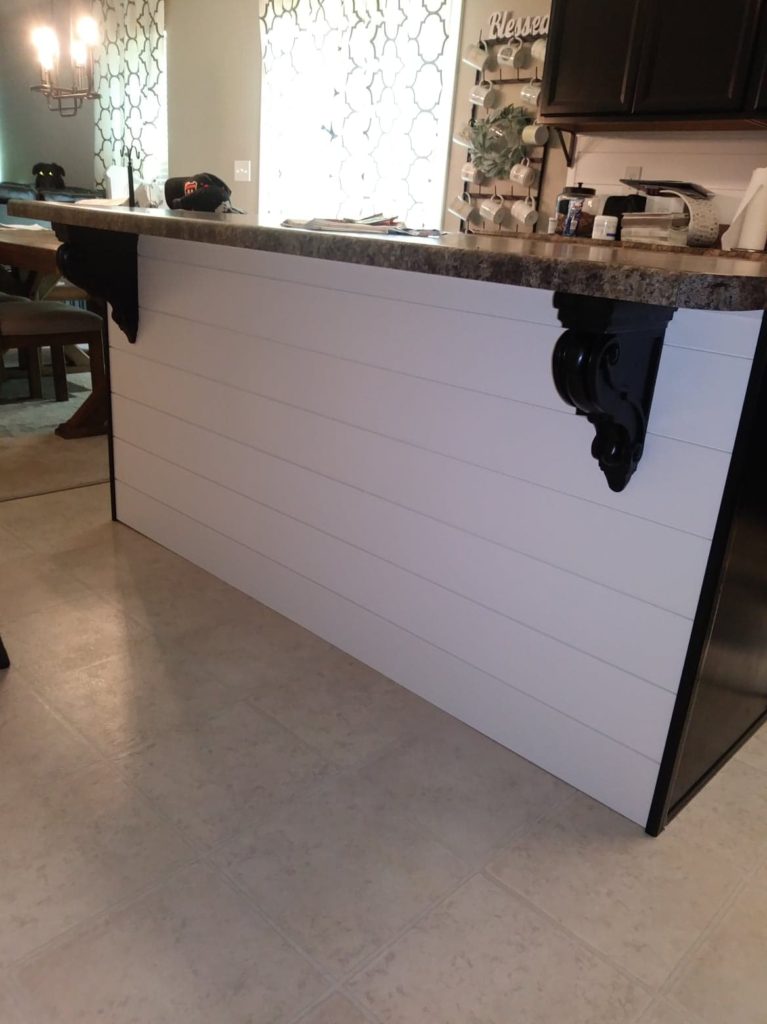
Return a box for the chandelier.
[31,14,100,117]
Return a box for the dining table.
[0,224,108,438]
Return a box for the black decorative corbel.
[552,293,676,492]
[53,223,139,342]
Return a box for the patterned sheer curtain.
[92,0,168,189]
[259,0,460,227]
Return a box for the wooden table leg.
[55,379,108,438]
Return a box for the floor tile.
[670,880,767,1024]
[639,999,697,1024]
[60,534,269,639]
[0,524,33,565]
[31,622,292,759]
[250,644,444,769]
[736,722,767,774]
[0,672,99,799]
[16,863,329,1024]
[300,994,369,1024]
[671,758,767,873]
[213,769,467,975]
[2,592,149,684]
[0,762,192,965]
[0,483,111,554]
[0,551,92,625]
[0,980,28,1024]
[348,874,647,1024]
[355,712,573,864]
[486,792,740,988]
[119,700,332,846]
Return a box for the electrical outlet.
[624,164,643,181]
[234,160,251,182]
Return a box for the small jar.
[556,184,596,237]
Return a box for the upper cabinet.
[540,0,767,125]
[541,0,643,115]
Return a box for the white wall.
[164,0,261,215]
[0,1,95,187]
[108,235,762,826]
[568,131,767,228]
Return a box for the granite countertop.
[9,200,767,311]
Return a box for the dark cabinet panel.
[747,5,767,109]
[541,0,643,116]
[633,0,762,113]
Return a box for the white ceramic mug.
[531,38,547,65]
[462,40,495,72]
[469,80,498,109]
[460,160,484,186]
[512,196,539,226]
[509,158,538,188]
[520,78,542,107]
[452,125,474,148]
[448,192,478,223]
[497,38,530,69]
[521,123,549,146]
[480,194,507,225]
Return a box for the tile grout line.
[481,867,659,1000]
[658,875,750,1000]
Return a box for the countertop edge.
[8,200,767,312]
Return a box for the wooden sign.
[486,11,550,41]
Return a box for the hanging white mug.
[460,161,484,186]
[497,38,530,69]
[448,192,479,223]
[531,38,547,65]
[520,78,542,107]
[452,124,474,148]
[509,157,538,188]
[521,123,550,146]
[469,80,498,109]
[480,194,507,226]
[462,40,495,72]
[511,196,539,226]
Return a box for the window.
[92,0,168,189]
[259,0,461,228]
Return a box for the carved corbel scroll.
[553,293,676,492]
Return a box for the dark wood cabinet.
[747,4,767,110]
[542,0,643,115]
[540,0,767,126]
[633,0,761,113]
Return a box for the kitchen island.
[11,199,767,835]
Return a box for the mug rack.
[457,30,551,238]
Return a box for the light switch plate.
[234,160,251,182]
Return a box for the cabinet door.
[633,0,762,113]
[746,5,767,109]
[541,0,644,116]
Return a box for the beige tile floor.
[0,482,766,1023]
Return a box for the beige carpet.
[0,433,109,501]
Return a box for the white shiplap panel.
[128,297,751,455]
[114,440,676,761]
[664,309,761,359]
[116,313,732,540]
[112,395,693,691]
[137,235,561,327]
[115,479,660,825]
[109,344,711,616]
[652,344,752,451]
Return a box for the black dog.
[33,162,66,190]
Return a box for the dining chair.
[0,300,104,404]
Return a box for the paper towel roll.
[722,167,767,251]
